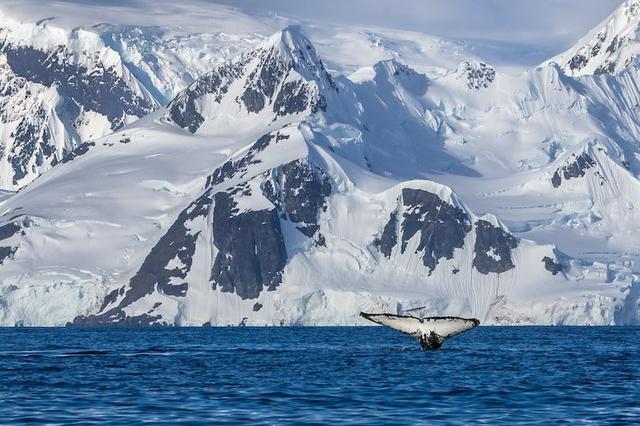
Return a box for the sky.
[211,0,623,44]
[212,0,624,66]
[0,0,626,68]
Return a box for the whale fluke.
[360,312,480,350]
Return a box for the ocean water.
[0,327,638,425]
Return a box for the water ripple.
[0,327,638,424]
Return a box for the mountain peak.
[551,0,640,76]
[454,60,496,90]
[550,141,625,189]
[260,25,309,61]
[257,25,334,87]
[165,25,337,134]
[264,25,307,48]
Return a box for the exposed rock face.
[568,54,589,73]
[473,220,518,274]
[464,61,496,90]
[376,211,398,259]
[167,60,246,133]
[125,192,211,300]
[2,45,155,130]
[377,190,519,277]
[543,256,563,276]
[61,142,96,164]
[0,222,21,240]
[0,221,22,265]
[557,0,640,76]
[207,154,332,300]
[0,36,156,189]
[165,26,334,134]
[71,312,164,327]
[206,133,286,187]
[273,79,326,117]
[566,28,622,75]
[376,189,472,273]
[566,26,612,74]
[0,63,61,188]
[241,46,289,113]
[0,246,16,265]
[263,159,332,237]
[210,191,287,300]
[72,130,334,324]
[401,189,472,272]
[206,154,332,301]
[8,107,55,185]
[552,153,598,188]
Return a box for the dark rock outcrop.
[542,256,563,276]
[3,44,155,130]
[73,129,334,324]
[376,211,398,259]
[210,191,287,300]
[0,221,22,265]
[552,153,597,188]
[567,32,621,75]
[473,220,518,274]
[568,54,588,72]
[9,108,55,184]
[264,159,332,237]
[0,246,17,265]
[376,188,472,273]
[167,60,245,133]
[241,46,288,112]
[61,141,96,164]
[0,222,22,241]
[0,40,155,188]
[464,61,496,90]
[166,28,334,134]
[71,312,165,327]
[401,189,472,272]
[273,80,325,116]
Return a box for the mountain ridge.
[0,11,158,189]
[550,0,640,76]
[0,6,639,326]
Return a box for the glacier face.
[0,5,639,326]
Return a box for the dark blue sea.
[0,327,638,425]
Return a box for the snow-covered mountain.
[0,11,158,190]
[552,0,640,76]
[165,26,340,136]
[0,2,639,326]
[0,5,478,191]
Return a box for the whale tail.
[360,312,480,350]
